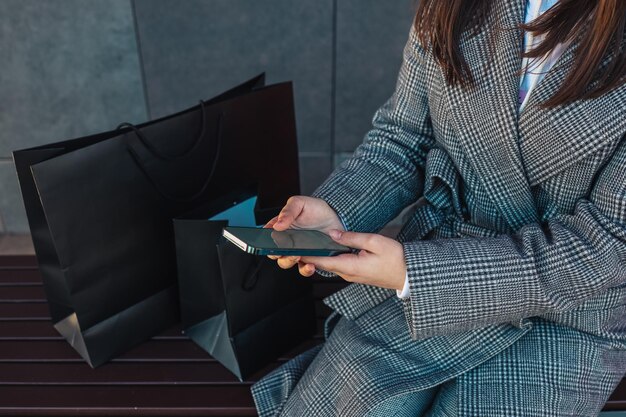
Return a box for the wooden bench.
[0,254,624,415]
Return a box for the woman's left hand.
[298,229,407,291]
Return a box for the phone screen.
[223,226,352,256]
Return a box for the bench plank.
[0,255,623,417]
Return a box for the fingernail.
[330,229,342,240]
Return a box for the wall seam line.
[330,0,338,168]
[130,0,152,121]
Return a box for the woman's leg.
[251,343,324,417]
[424,319,626,416]
[254,296,625,416]
[277,298,442,417]
[361,388,441,417]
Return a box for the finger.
[264,216,279,229]
[328,229,379,252]
[273,196,305,231]
[300,253,360,276]
[264,217,280,260]
[298,261,316,277]
[277,255,301,270]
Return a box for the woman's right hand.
[264,195,344,276]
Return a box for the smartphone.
[222,226,353,256]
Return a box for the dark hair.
[414,0,626,106]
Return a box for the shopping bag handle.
[242,256,265,291]
[124,110,225,203]
[117,100,208,161]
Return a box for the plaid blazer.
[303,0,626,413]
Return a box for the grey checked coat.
[252,1,626,415]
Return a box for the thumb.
[273,196,305,231]
[263,216,279,229]
[329,230,377,251]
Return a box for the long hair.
[414,0,626,106]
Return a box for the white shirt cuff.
[396,272,410,299]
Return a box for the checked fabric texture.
[252,0,626,415]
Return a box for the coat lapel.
[519,37,626,186]
[443,0,540,231]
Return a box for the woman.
[252,0,626,415]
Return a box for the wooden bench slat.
[0,338,322,362]
[0,407,257,417]
[0,361,295,384]
[0,256,38,268]
[0,285,49,300]
[0,254,623,415]
[0,269,41,284]
[0,321,184,338]
[0,318,326,339]
[0,302,50,318]
[0,339,214,361]
[607,381,626,410]
[0,386,257,409]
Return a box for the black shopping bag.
[174,191,316,381]
[12,74,300,367]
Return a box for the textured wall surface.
[0,0,147,233]
[0,0,415,234]
[335,0,415,154]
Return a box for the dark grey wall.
[0,0,415,234]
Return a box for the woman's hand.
[264,195,345,276]
[299,229,407,291]
[265,195,344,233]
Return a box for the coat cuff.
[399,237,536,340]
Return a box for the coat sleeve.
[311,24,436,234]
[401,134,626,340]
